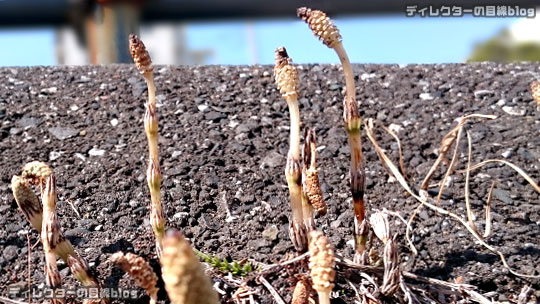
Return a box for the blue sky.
[0,15,518,66]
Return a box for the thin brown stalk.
[464,131,480,236]
[483,181,495,238]
[377,122,408,180]
[435,126,462,205]
[258,276,286,304]
[420,114,497,191]
[463,159,540,192]
[365,118,540,279]
[381,239,400,296]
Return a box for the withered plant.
[129,33,166,257]
[297,7,368,260]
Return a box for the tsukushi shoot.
[7,7,540,304]
[297,7,368,261]
[129,34,166,257]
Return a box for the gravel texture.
[0,63,539,303]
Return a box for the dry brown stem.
[365,117,540,279]
[483,181,495,238]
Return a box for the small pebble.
[197,104,209,112]
[419,93,434,100]
[88,147,106,157]
[502,106,526,116]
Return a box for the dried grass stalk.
[483,182,495,238]
[381,239,400,296]
[110,252,159,304]
[41,175,65,304]
[365,117,540,279]
[308,231,335,304]
[129,34,165,257]
[160,230,219,304]
[369,211,390,244]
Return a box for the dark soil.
[0,63,539,303]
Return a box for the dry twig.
[365,117,540,279]
[258,276,286,304]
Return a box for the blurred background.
[0,0,539,67]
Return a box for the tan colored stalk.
[11,162,100,289]
[303,128,327,216]
[308,231,335,304]
[160,230,219,304]
[129,34,165,257]
[369,211,400,296]
[41,175,65,304]
[274,46,308,252]
[110,252,159,304]
[297,7,367,258]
